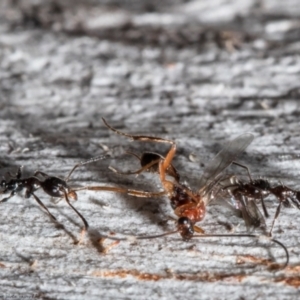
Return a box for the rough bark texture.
[0,0,300,299]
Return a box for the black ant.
[0,155,109,235]
[96,119,288,268]
[219,176,269,234]
[220,173,300,236]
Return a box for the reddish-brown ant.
[103,118,255,239]
[94,119,288,268]
[0,155,109,234]
[110,151,272,232]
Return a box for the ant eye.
[0,180,5,187]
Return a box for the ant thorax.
[170,183,195,210]
[170,182,206,224]
[40,177,68,197]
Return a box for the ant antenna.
[102,231,289,269]
[100,231,178,241]
[102,118,175,146]
[65,154,111,181]
[192,233,289,269]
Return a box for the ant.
[0,154,109,235]
[103,118,255,239]
[219,176,269,234]
[97,119,288,268]
[220,173,300,236]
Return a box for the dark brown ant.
[97,119,288,268]
[220,174,300,236]
[219,176,268,232]
[0,155,109,234]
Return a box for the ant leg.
[109,159,160,176]
[0,190,16,203]
[124,151,141,160]
[103,118,174,147]
[232,161,253,182]
[110,151,160,175]
[160,145,176,179]
[110,151,180,180]
[30,192,57,221]
[65,154,109,182]
[62,189,89,231]
[269,202,282,237]
[260,195,269,218]
[74,185,167,198]
[159,144,177,193]
[108,151,142,175]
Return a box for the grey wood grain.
[0,0,300,299]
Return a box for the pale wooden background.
[0,0,300,299]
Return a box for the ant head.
[177,217,194,241]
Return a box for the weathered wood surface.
[0,0,300,299]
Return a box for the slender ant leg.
[109,154,161,176]
[0,191,16,203]
[30,192,57,221]
[65,155,111,182]
[269,202,282,237]
[109,151,180,181]
[74,185,167,198]
[232,162,253,182]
